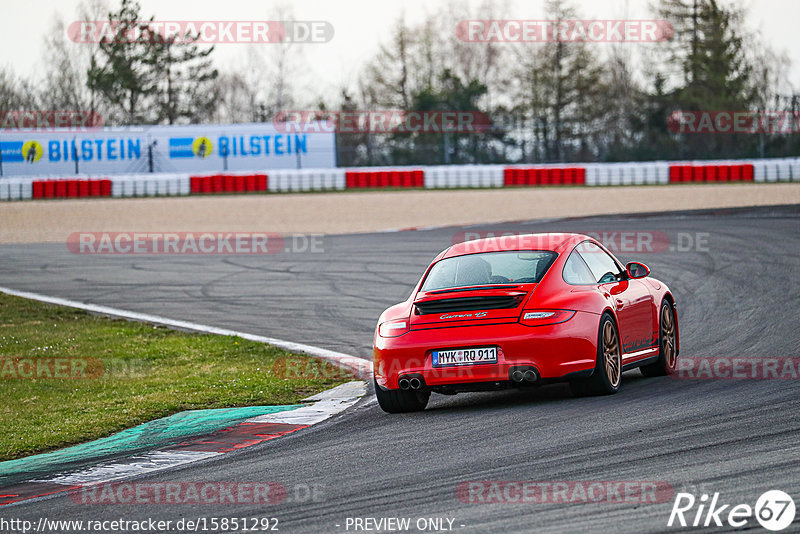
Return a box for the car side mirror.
[626,262,650,279]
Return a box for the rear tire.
[374,379,430,413]
[569,314,622,397]
[640,301,678,377]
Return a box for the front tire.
[374,379,430,413]
[640,301,677,377]
[570,314,622,397]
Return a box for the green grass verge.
[0,292,353,461]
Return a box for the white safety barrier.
[0,178,33,200]
[586,162,669,186]
[111,173,190,198]
[268,168,345,192]
[752,158,800,183]
[424,165,503,189]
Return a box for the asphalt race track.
[1,205,799,533]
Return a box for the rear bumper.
[373,312,599,390]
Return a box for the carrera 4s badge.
[440,312,488,319]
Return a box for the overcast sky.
[2,0,799,98]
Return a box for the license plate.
[432,347,497,367]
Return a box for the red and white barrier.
[2,157,799,201]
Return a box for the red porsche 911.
[373,233,679,413]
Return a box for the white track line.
[0,286,373,377]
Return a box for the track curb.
[0,287,371,507]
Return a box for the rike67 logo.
[668,490,796,531]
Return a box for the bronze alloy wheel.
[569,315,622,396]
[640,301,678,377]
[603,321,622,388]
[661,303,677,369]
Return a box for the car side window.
[576,241,623,284]
[563,250,596,285]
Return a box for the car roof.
[443,233,590,259]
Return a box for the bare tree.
[211,3,310,122]
[212,70,260,123]
[0,68,40,117]
[40,0,110,118]
[362,19,416,109]
[510,0,606,162]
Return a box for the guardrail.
[1,158,798,201]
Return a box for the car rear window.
[420,251,557,291]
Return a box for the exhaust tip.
[409,377,422,390]
[398,378,410,390]
[510,367,539,384]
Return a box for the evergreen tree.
[150,30,218,124]
[88,0,218,125]
[656,0,756,158]
[87,0,159,123]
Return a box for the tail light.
[378,319,410,337]
[520,310,575,326]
